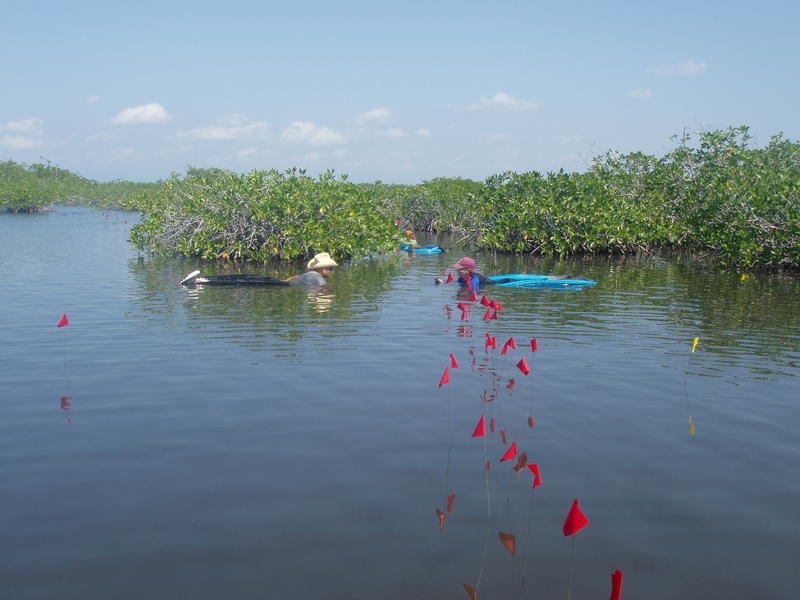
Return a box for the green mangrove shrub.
[130,168,402,261]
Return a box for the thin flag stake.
[566,535,576,600]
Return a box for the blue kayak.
[487,274,596,290]
[400,244,444,253]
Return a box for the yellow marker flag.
[740,273,748,281]
[691,337,700,353]
[688,415,696,436]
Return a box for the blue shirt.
[457,273,480,291]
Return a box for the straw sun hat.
[307,252,338,270]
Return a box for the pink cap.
[451,256,476,270]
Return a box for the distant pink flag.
[507,336,516,349]
[516,358,530,375]
[527,464,541,488]
[490,310,498,320]
[500,441,517,462]
[438,367,450,387]
[530,338,538,352]
[57,314,69,327]
[449,353,459,368]
[483,309,492,321]
[445,272,454,283]
[562,499,590,536]
[60,396,72,410]
[471,415,486,438]
[469,290,478,302]
[480,294,490,307]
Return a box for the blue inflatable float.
[487,274,596,290]
[400,244,444,253]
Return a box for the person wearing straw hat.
[289,252,338,286]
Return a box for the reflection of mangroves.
[128,256,404,346]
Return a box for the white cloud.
[0,135,37,150]
[237,147,258,158]
[111,102,172,124]
[468,92,540,112]
[358,108,393,122]
[176,120,270,141]
[3,118,43,134]
[648,60,708,76]
[382,128,407,138]
[628,88,654,99]
[413,128,432,136]
[281,121,346,146]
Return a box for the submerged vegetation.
[3,126,798,269]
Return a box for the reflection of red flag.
[500,441,517,462]
[489,300,499,310]
[516,357,530,375]
[450,353,459,368]
[456,302,466,311]
[445,272,454,283]
[485,461,491,471]
[527,464,541,488]
[506,378,516,390]
[500,341,510,356]
[610,569,624,600]
[471,415,486,438]
[463,584,478,600]
[513,452,528,474]
[530,338,538,352]
[498,532,516,555]
[480,294,490,306]
[447,494,456,513]
[436,508,446,532]
[527,416,535,428]
[489,417,495,432]
[460,309,468,321]
[57,314,69,327]
[490,310,498,320]
[490,336,496,349]
[60,396,72,410]
[483,309,492,321]
[499,430,507,445]
[469,290,478,302]
[438,367,450,387]
[563,499,590,536]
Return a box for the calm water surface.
[2,207,799,599]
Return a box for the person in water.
[436,256,482,290]
[288,252,338,286]
[179,252,338,287]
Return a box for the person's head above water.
[307,252,338,276]
[451,256,477,272]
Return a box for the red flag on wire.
[527,416,535,429]
[438,367,450,387]
[500,341,510,356]
[610,569,624,600]
[490,336,497,350]
[489,299,499,310]
[57,314,69,327]
[527,464,541,488]
[469,290,478,302]
[471,415,486,438]
[516,357,530,375]
[507,336,517,349]
[445,272,454,283]
[562,499,590,536]
[530,338,538,352]
[500,441,517,462]
[449,353,459,368]
[480,294,490,307]
[483,309,492,321]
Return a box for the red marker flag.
[456,302,466,311]
[490,336,497,350]
[499,430,507,445]
[498,532,517,555]
[449,353,459,368]
[507,336,517,350]
[530,338,538,352]
[471,415,486,438]
[500,341,510,356]
[445,272,454,283]
[610,569,624,600]
[469,290,478,302]
[480,294,490,307]
[500,441,517,462]
[463,584,478,600]
[60,396,72,410]
[513,452,528,474]
[483,309,492,321]
[562,499,590,536]
[489,299,499,310]
[57,314,69,327]
[447,494,456,513]
[438,367,450,387]
[527,464,541,488]
[516,357,530,375]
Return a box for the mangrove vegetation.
[3,126,798,269]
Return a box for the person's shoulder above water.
[289,252,338,286]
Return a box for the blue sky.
[2,0,798,183]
